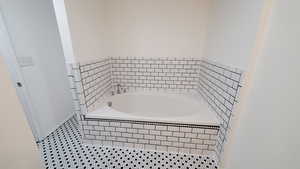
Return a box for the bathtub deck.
[38,115,219,169]
[86,93,220,126]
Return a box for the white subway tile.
[202,150,214,156]
[127,138,138,143]
[167,147,178,153]
[161,131,172,136]
[132,124,144,129]
[145,144,156,151]
[106,136,116,141]
[138,139,149,144]
[113,141,123,147]
[156,126,167,130]
[110,132,121,137]
[92,140,103,145]
[210,135,218,140]
[173,132,184,137]
[100,131,110,136]
[156,146,167,152]
[167,137,178,142]
[197,144,208,149]
[144,125,155,130]
[121,123,132,128]
[180,127,192,132]
[127,128,138,133]
[204,140,216,145]
[105,126,115,131]
[110,122,120,127]
[172,142,183,147]
[88,121,99,126]
[208,145,216,151]
[205,129,219,135]
[138,129,148,134]
[132,134,144,139]
[156,136,167,141]
[94,126,104,131]
[90,130,100,135]
[134,144,144,149]
[179,138,190,143]
[82,139,92,145]
[149,140,160,145]
[121,133,132,137]
[179,148,190,154]
[85,135,95,139]
[95,135,105,140]
[149,130,160,135]
[161,141,172,146]
[116,127,126,132]
[116,137,127,142]
[167,126,179,131]
[185,133,197,138]
[124,143,134,148]
[190,149,202,155]
[83,125,93,130]
[144,135,155,140]
[184,143,196,148]
[197,134,210,139]
[99,121,110,126]
[191,138,203,144]
[192,128,205,133]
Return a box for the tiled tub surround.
[111,57,199,92]
[67,56,243,162]
[39,116,219,169]
[86,91,218,126]
[196,60,243,159]
[82,119,219,156]
[77,58,112,111]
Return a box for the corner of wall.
[219,0,274,168]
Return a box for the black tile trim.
[83,115,220,130]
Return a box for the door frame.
[0,11,40,141]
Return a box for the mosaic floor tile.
[38,116,218,169]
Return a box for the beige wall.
[65,0,211,63]
[64,0,106,62]
[0,55,42,169]
[224,0,300,169]
[205,0,265,70]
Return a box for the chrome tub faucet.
[116,84,121,94]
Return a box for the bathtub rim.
[84,91,220,127]
[84,104,220,128]
[83,114,220,129]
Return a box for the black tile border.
[83,115,220,130]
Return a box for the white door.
[0,12,40,140]
[0,0,74,142]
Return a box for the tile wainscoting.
[81,118,219,156]
[39,116,219,169]
[196,59,243,159]
[66,56,243,162]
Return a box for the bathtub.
[85,91,219,126]
[82,91,220,155]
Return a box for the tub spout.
[116,84,121,94]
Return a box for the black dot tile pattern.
[38,116,218,169]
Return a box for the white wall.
[225,0,300,168]
[0,0,74,140]
[205,0,265,70]
[53,0,76,64]
[64,0,211,63]
[0,55,42,169]
[64,0,106,63]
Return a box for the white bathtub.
[86,92,219,126]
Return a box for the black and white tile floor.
[38,116,218,169]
